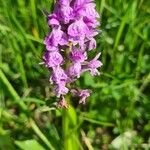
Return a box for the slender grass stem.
[29,118,55,150]
[0,69,27,111]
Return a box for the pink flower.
[44,27,63,51]
[54,84,69,97]
[79,89,91,104]
[43,51,63,67]
[68,18,88,37]
[47,14,59,27]
[50,66,68,85]
[88,38,96,51]
[69,47,87,63]
[88,53,103,76]
[71,89,91,104]
[43,0,102,104]
[68,63,81,78]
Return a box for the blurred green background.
[0,0,150,149]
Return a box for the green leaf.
[15,139,45,150]
[0,134,15,150]
[22,97,45,104]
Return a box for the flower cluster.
[43,0,102,107]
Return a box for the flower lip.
[43,51,63,68]
[69,47,87,63]
[68,18,89,37]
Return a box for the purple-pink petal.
[43,51,63,68]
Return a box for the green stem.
[62,96,79,150]
[62,95,72,150]
[62,109,70,150]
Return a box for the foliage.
[0,0,150,149]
